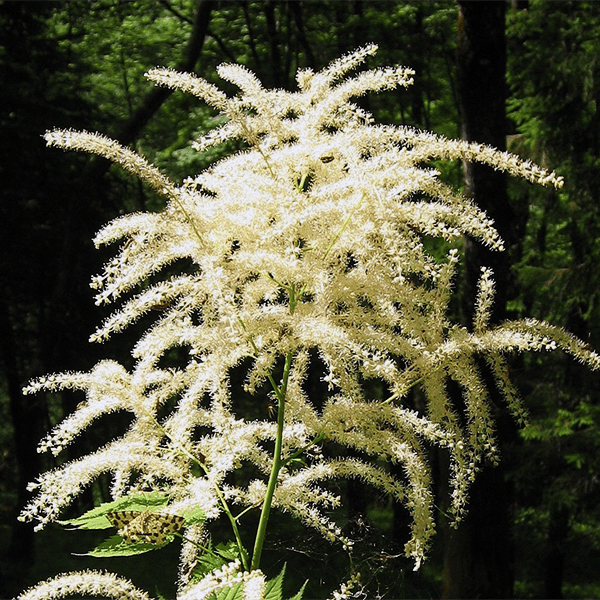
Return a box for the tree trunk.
[458,0,511,325]
[544,505,569,599]
[442,3,515,598]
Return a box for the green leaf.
[77,534,163,557]
[180,505,206,526]
[214,582,244,600]
[62,491,206,557]
[195,541,245,580]
[265,565,306,600]
[216,541,242,561]
[287,580,307,600]
[264,564,286,600]
[59,492,171,530]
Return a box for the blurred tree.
[0,0,98,582]
[442,2,516,598]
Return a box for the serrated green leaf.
[79,533,163,557]
[180,505,206,525]
[61,512,115,531]
[59,492,202,533]
[264,564,286,600]
[264,564,306,600]
[216,540,242,561]
[197,553,224,575]
[287,580,307,600]
[214,581,243,600]
[195,541,237,579]
[60,492,171,530]
[192,540,250,584]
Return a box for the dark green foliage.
[507,2,600,597]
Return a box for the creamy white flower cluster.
[22,44,600,590]
[17,564,266,600]
[178,560,265,600]
[17,570,152,600]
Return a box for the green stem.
[250,351,293,571]
[214,484,250,570]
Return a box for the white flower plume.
[23,45,598,580]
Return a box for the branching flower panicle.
[20,45,600,599]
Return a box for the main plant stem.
[250,351,293,571]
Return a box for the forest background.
[1,1,599,598]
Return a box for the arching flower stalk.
[19,45,599,599]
